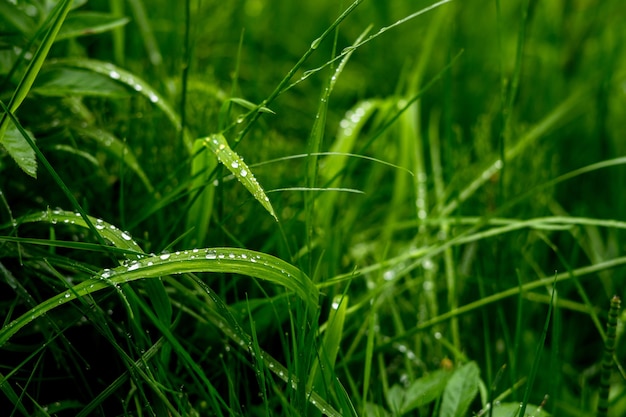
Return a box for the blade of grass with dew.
[203,133,277,220]
[47,58,191,151]
[0,0,73,177]
[19,209,174,330]
[0,247,319,346]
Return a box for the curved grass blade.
[19,209,143,256]
[47,58,191,151]
[0,247,318,347]
[204,133,277,220]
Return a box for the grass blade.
[204,133,277,221]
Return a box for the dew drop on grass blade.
[204,133,277,221]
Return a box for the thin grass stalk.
[598,296,621,417]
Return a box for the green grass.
[1,0,626,416]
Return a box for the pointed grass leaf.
[399,369,452,413]
[20,209,143,256]
[57,12,130,40]
[204,133,277,220]
[439,361,480,417]
[0,117,37,177]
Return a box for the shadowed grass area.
[1,0,626,416]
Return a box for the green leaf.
[204,133,277,221]
[32,67,129,97]
[439,361,480,417]
[0,116,37,178]
[399,369,452,413]
[57,12,130,40]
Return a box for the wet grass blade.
[0,247,318,347]
[48,58,190,151]
[204,133,277,221]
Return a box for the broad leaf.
[439,361,480,417]
[0,117,37,178]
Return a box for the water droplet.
[160,253,171,260]
[64,293,70,298]
[148,93,159,103]
[109,71,121,79]
[240,169,248,177]
[310,36,322,49]
[121,231,132,241]
[128,262,140,271]
[133,83,143,92]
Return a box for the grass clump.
[1,0,626,416]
